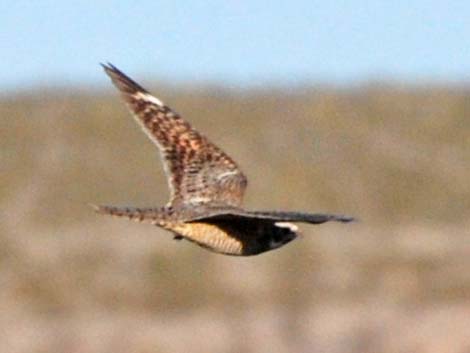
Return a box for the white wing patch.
[274,222,298,232]
[136,92,164,106]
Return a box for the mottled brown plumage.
[93,63,354,256]
[101,63,246,208]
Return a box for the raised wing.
[102,63,247,207]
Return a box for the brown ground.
[1,83,469,352]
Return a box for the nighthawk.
[93,63,354,256]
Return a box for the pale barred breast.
[169,222,244,256]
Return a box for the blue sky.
[2,1,470,90]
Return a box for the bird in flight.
[93,63,354,256]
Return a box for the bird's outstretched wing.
[102,63,247,207]
[185,207,356,224]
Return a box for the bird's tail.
[90,204,168,225]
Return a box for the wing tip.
[334,215,357,223]
[100,62,120,77]
[100,62,147,95]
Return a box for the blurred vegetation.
[2,84,469,227]
[1,83,469,353]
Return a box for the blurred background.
[1,1,469,352]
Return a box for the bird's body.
[94,64,354,256]
[94,204,303,255]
